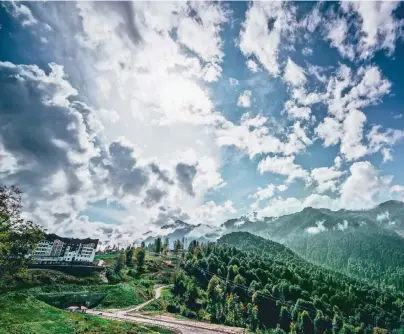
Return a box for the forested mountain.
[142,201,404,290]
[222,201,404,290]
[169,232,404,333]
[143,220,221,248]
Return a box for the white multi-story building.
[31,234,99,264]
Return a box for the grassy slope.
[0,293,175,334]
[142,286,174,312]
[0,258,177,333]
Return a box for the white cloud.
[239,2,296,76]
[258,155,310,184]
[249,183,289,210]
[237,90,252,108]
[390,185,404,201]
[344,1,402,59]
[340,109,367,161]
[316,117,342,147]
[367,125,404,162]
[376,211,390,222]
[325,64,391,120]
[246,59,259,73]
[326,18,354,60]
[334,156,342,169]
[255,160,395,218]
[317,64,392,161]
[229,77,239,86]
[340,161,392,209]
[277,184,287,192]
[0,2,245,245]
[311,166,344,193]
[302,47,313,56]
[4,2,38,27]
[337,220,349,231]
[215,113,283,158]
[257,194,339,218]
[176,2,228,63]
[284,100,311,120]
[192,200,237,226]
[283,58,306,87]
[307,220,327,234]
[249,184,276,201]
[216,114,313,159]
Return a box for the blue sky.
[1,1,404,245]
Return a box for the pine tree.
[279,306,292,333]
[154,237,162,254]
[115,250,126,273]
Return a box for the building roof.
[45,233,99,247]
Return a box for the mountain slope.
[222,201,404,290]
[174,231,404,332]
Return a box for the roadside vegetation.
[0,185,176,333]
[142,235,404,334]
[0,292,174,334]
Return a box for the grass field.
[0,254,176,333]
[0,292,175,334]
[94,253,119,260]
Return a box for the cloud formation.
[2,1,404,246]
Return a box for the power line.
[145,250,320,317]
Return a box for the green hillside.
[222,202,404,290]
[0,292,174,334]
[163,232,404,333]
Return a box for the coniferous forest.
[165,232,404,333]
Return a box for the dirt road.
[87,285,246,334]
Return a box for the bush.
[127,269,136,277]
[167,303,181,314]
[181,307,197,319]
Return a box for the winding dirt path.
[86,285,246,334]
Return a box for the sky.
[1,1,404,246]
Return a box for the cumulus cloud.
[283,58,307,87]
[176,2,228,63]
[249,183,289,210]
[325,64,391,120]
[340,161,392,209]
[255,160,395,218]
[239,2,296,76]
[326,18,354,60]
[3,1,404,246]
[249,184,277,201]
[343,1,402,59]
[257,194,340,218]
[192,200,237,226]
[216,114,312,159]
[0,62,99,228]
[367,125,404,162]
[237,90,252,108]
[316,117,342,147]
[311,165,344,194]
[246,59,259,73]
[284,101,311,120]
[258,155,310,184]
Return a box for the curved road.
[87,285,246,334]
